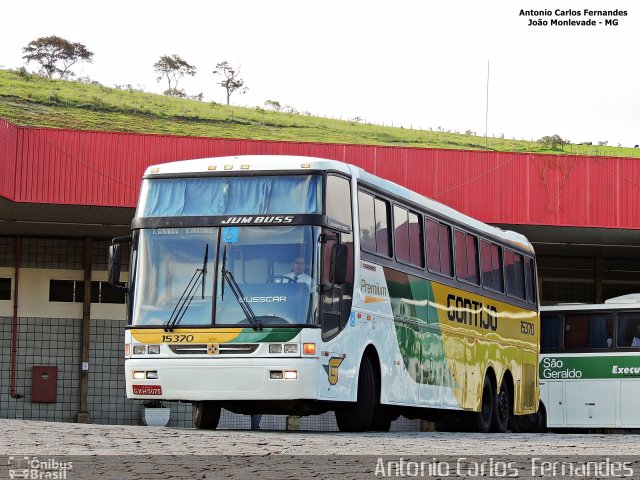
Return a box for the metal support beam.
[595,257,604,304]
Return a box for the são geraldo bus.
[109,155,539,432]
[536,296,640,430]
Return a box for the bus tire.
[510,401,546,433]
[491,380,510,433]
[335,356,376,432]
[370,412,393,432]
[471,375,494,433]
[192,401,221,430]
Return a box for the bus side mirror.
[108,244,122,286]
[331,244,348,285]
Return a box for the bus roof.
[145,155,533,253]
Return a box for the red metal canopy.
[1,118,638,230]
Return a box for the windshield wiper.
[164,244,208,332]
[220,245,263,331]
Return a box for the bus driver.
[283,256,312,286]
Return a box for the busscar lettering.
[243,296,287,303]
[446,294,498,331]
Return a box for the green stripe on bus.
[385,268,452,386]
[540,356,640,379]
[229,328,302,343]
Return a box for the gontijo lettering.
[446,294,498,331]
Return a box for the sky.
[1,0,638,146]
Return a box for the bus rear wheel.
[510,401,546,433]
[335,356,376,432]
[471,375,494,433]
[193,401,221,429]
[491,380,510,433]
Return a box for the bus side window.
[564,313,613,349]
[618,313,640,348]
[540,313,562,352]
[505,249,525,299]
[426,218,452,276]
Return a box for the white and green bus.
[536,297,640,430]
[109,155,539,432]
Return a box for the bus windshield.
[131,225,318,327]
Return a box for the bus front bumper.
[125,357,319,401]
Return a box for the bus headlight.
[133,371,145,380]
[269,344,283,354]
[133,345,146,355]
[283,371,298,380]
[284,344,298,354]
[147,345,160,354]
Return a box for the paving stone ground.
[1,420,639,479]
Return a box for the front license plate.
[132,385,162,395]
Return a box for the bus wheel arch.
[335,345,380,432]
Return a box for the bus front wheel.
[335,356,376,432]
[193,401,221,430]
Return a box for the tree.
[538,134,567,150]
[22,36,93,79]
[153,55,196,97]
[264,99,282,111]
[213,61,247,105]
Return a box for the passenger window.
[480,240,503,292]
[426,218,452,276]
[408,212,424,267]
[358,190,390,257]
[540,314,562,352]
[525,256,536,303]
[505,249,525,299]
[394,206,410,264]
[455,230,479,285]
[564,313,613,349]
[358,191,376,252]
[374,198,390,256]
[617,313,640,348]
[394,206,424,267]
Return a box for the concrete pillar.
[77,237,92,423]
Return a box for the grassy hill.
[0,68,637,157]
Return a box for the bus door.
[318,230,352,398]
[545,380,564,426]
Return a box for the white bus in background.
[537,295,640,430]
